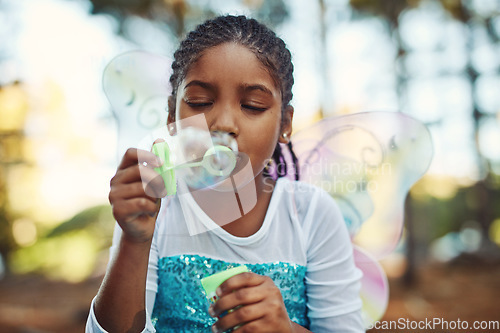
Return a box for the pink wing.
[354,245,389,328]
[289,111,432,326]
[291,111,433,259]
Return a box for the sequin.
[151,255,309,332]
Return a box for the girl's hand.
[108,147,166,243]
[209,272,294,333]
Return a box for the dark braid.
[169,15,299,180]
[287,141,300,179]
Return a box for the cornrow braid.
[169,15,299,180]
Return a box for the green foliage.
[248,0,289,28]
[349,0,419,22]
[411,183,500,241]
[46,204,114,240]
[10,230,101,282]
[88,0,289,39]
[8,204,115,281]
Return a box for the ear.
[278,105,294,144]
[167,96,177,135]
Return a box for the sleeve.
[302,189,365,333]
[85,222,160,333]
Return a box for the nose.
[207,104,239,137]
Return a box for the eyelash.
[242,104,267,112]
[186,102,212,108]
[186,102,267,112]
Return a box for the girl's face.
[170,42,293,179]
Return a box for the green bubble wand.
[152,141,237,195]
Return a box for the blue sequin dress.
[151,255,309,332]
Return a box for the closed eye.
[242,104,267,112]
[186,101,213,108]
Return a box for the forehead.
[183,43,280,92]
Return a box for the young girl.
[86,15,364,333]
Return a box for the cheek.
[174,102,200,127]
[253,113,281,153]
[264,111,282,140]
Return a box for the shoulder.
[276,178,347,247]
[277,177,329,200]
[277,178,342,221]
[276,179,353,265]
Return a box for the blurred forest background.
[1,0,500,332]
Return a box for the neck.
[218,173,275,237]
[186,172,278,237]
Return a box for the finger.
[117,148,139,170]
[110,182,155,200]
[114,164,160,185]
[231,319,267,333]
[138,148,164,168]
[217,272,265,297]
[143,172,168,198]
[151,138,165,149]
[112,166,167,199]
[118,148,162,171]
[111,197,159,220]
[149,138,166,166]
[212,303,265,333]
[210,285,265,318]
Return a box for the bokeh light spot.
[12,218,37,247]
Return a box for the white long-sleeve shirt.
[86,178,364,332]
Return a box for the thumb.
[151,138,165,151]
[147,138,173,198]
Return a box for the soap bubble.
[174,128,239,190]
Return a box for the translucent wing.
[102,51,172,157]
[290,111,433,327]
[291,111,433,259]
[354,246,389,328]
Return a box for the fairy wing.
[102,50,172,157]
[291,111,433,259]
[353,245,389,328]
[289,111,432,327]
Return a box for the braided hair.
[168,15,299,180]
